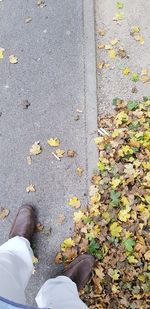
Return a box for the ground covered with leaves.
[56,98,150,308]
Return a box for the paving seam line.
[83,0,98,190]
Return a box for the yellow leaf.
[144,172,150,183]
[121,196,129,206]
[144,250,150,261]
[134,34,144,44]
[140,75,150,83]
[48,138,60,147]
[108,49,117,59]
[118,145,134,157]
[110,39,119,46]
[30,141,42,155]
[115,111,128,127]
[102,212,111,223]
[110,222,123,237]
[113,12,124,21]
[73,211,84,223]
[9,54,18,64]
[68,196,81,209]
[131,26,140,33]
[122,67,131,75]
[105,44,112,50]
[61,238,75,251]
[112,129,121,138]
[32,256,39,264]
[55,149,65,158]
[111,177,121,189]
[141,69,148,76]
[0,47,5,59]
[118,206,131,222]
[127,255,138,264]
[108,268,120,281]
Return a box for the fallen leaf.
[21,99,30,109]
[67,150,77,157]
[132,73,139,82]
[73,210,84,223]
[130,26,140,34]
[110,222,123,237]
[32,256,39,264]
[47,138,60,147]
[26,184,36,193]
[0,208,10,220]
[123,238,135,252]
[76,167,84,176]
[55,149,65,158]
[108,268,120,281]
[123,67,131,75]
[27,156,32,165]
[110,39,119,46]
[141,75,150,83]
[108,49,117,59]
[30,141,42,155]
[36,223,44,232]
[127,255,138,264]
[37,0,46,7]
[9,55,18,64]
[134,34,144,44]
[25,17,32,23]
[116,2,124,9]
[97,43,105,49]
[105,44,112,50]
[57,214,65,224]
[61,238,75,251]
[141,69,148,76]
[113,12,124,21]
[68,196,81,209]
[118,205,131,222]
[144,250,150,261]
[131,86,138,93]
[98,30,106,36]
[118,48,127,58]
[0,47,5,59]
[97,61,105,70]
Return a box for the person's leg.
[0,236,33,304]
[0,205,35,304]
[36,254,95,309]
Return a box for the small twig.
[51,152,60,161]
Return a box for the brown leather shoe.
[63,254,95,290]
[9,204,35,242]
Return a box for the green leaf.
[127,101,139,110]
[131,73,139,82]
[97,161,105,172]
[110,190,120,207]
[143,96,149,102]
[128,122,139,130]
[123,238,135,252]
[112,98,119,106]
[116,2,124,9]
[87,239,100,255]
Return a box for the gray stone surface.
[95,0,150,115]
[0,0,97,305]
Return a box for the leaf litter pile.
[56,98,150,308]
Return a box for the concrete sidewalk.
[0,0,97,305]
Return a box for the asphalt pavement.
[0,0,97,305]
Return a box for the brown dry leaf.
[97,43,105,49]
[98,30,106,36]
[25,17,32,23]
[57,214,65,224]
[36,223,44,232]
[0,208,10,220]
[97,61,105,70]
[55,149,65,158]
[67,150,77,157]
[140,75,150,83]
[55,252,62,264]
[131,86,138,93]
[76,167,84,177]
[30,141,42,155]
[26,184,36,193]
[21,99,30,109]
[27,156,32,165]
